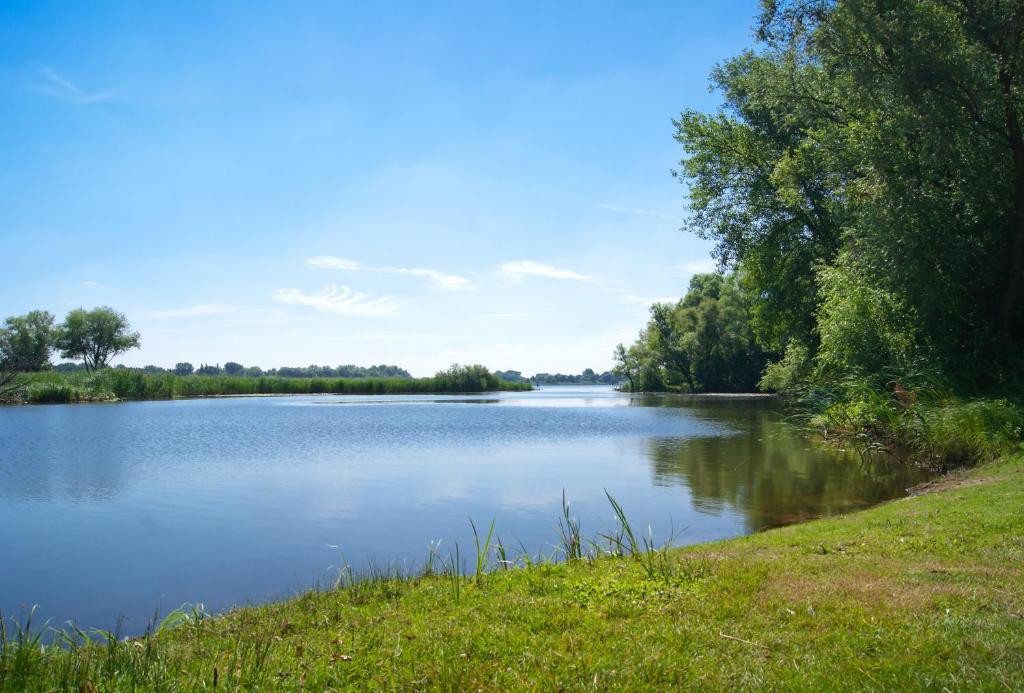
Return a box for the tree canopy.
[615,273,769,392]
[0,310,54,372]
[54,307,141,372]
[669,0,1024,391]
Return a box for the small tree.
[54,307,141,372]
[174,362,194,376]
[223,361,244,376]
[0,310,55,372]
[613,343,642,392]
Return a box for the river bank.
[4,452,1020,690]
[6,368,531,404]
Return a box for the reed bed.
[15,367,530,404]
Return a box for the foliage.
[797,373,1023,470]
[814,254,922,377]
[431,364,507,392]
[0,311,55,372]
[3,455,1023,689]
[13,365,530,404]
[616,273,770,392]
[529,369,619,385]
[53,307,140,372]
[758,341,812,393]
[675,0,1024,387]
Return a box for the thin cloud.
[500,260,592,282]
[273,285,398,317]
[37,67,118,104]
[142,303,236,319]
[484,312,532,319]
[391,267,470,290]
[597,203,673,221]
[305,255,470,290]
[306,256,363,271]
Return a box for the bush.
[804,375,1023,469]
[759,342,812,393]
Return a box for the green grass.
[792,376,1024,470]
[4,455,1023,690]
[16,368,531,404]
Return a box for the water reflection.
[635,395,930,531]
[0,389,932,632]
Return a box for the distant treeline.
[494,369,618,385]
[53,362,413,379]
[20,364,530,404]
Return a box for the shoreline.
[6,453,1021,688]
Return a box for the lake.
[0,386,930,634]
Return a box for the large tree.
[0,310,55,372]
[676,0,1024,386]
[54,307,140,372]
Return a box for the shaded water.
[0,387,929,633]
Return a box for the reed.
[13,367,531,404]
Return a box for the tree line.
[495,369,619,385]
[54,362,415,379]
[618,0,1024,395]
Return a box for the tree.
[174,362,194,376]
[619,274,770,393]
[223,361,244,376]
[613,342,644,392]
[54,307,141,372]
[0,310,55,371]
[675,0,1024,386]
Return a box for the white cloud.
[596,203,673,221]
[273,285,398,317]
[500,260,592,282]
[142,303,236,319]
[306,256,363,270]
[82,280,100,288]
[37,67,118,104]
[391,267,471,290]
[305,255,470,290]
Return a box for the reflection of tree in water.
[636,396,932,532]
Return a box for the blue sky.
[0,1,759,376]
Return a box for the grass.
[790,375,1024,470]
[3,455,1023,690]
[15,367,530,404]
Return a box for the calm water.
[0,387,929,633]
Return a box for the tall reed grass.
[791,371,1024,470]
[14,366,530,404]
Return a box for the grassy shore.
[14,368,530,404]
[3,455,1022,690]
